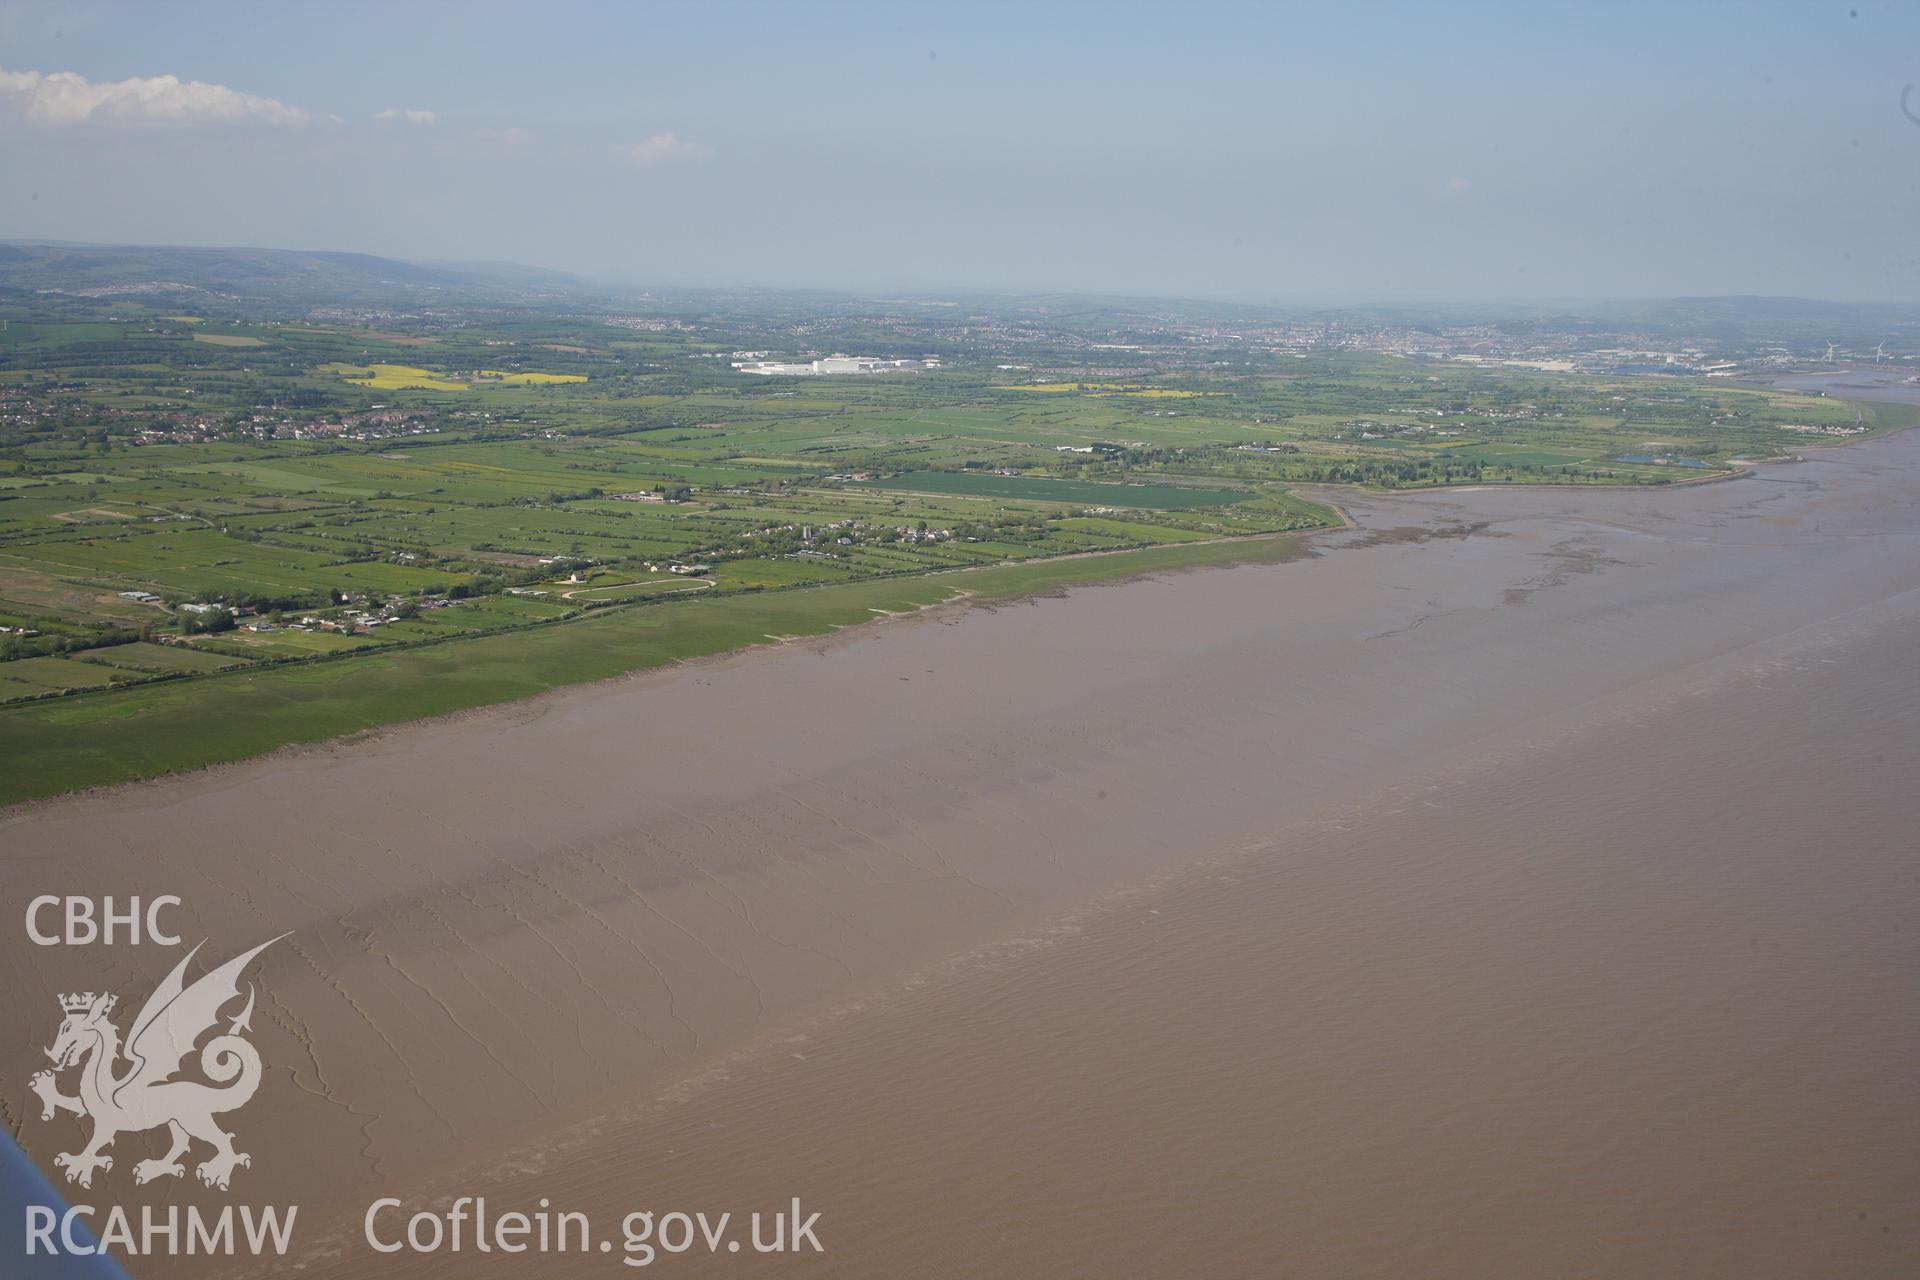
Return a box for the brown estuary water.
[3,430,1917,1278]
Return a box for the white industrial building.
[732,354,941,376]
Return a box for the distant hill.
[2,242,1912,347]
[422,259,588,290]
[0,242,590,307]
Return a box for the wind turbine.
[1875,341,1886,363]
[1825,340,1837,364]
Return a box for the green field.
[852,471,1252,508]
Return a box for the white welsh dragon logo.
[29,936,284,1192]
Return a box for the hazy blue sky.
[2,1,1916,301]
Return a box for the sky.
[1,0,1917,302]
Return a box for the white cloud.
[626,132,701,166]
[0,65,309,126]
[374,107,438,126]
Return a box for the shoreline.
[0,446,1824,817]
[0,435,1851,820]
[0,510,1344,815]
[12,418,1916,818]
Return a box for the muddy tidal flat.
[5,432,1918,1278]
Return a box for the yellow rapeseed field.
[324,363,470,391]
[479,369,587,385]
